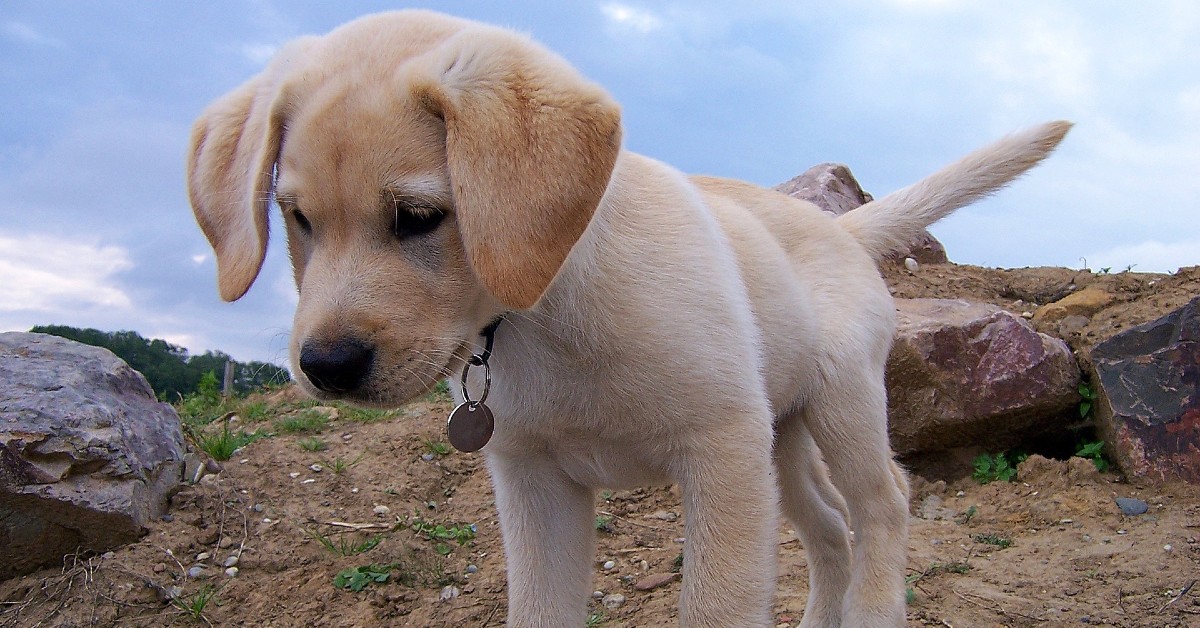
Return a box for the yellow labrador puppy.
[188,10,1069,627]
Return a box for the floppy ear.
[412,28,622,309]
[186,39,314,302]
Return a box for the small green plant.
[594,515,615,533]
[425,379,452,402]
[1074,440,1110,472]
[321,454,364,474]
[972,451,1026,484]
[237,399,271,422]
[298,436,328,452]
[906,561,972,603]
[957,505,979,525]
[407,514,477,556]
[198,424,263,461]
[275,408,330,434]
[334,564,392,592]
[171,583,218,620]
[339,404,394,423]
[1078,382,1097,418]
[424,440,452,457]
[305,528,382,556]
[176,371,229,425]
[972,533,1013,549]
[670,552,684,574]
[586,611,607,626]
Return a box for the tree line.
[31,325,291,401]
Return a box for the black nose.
[299,338,374,393]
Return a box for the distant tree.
[29,325,290,400]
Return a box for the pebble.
[288,472,301,479]
[466,564,478,574]
[1115,497,1149,516]
[239,458,250,464]
[218,537,234,549]
[602,593,626,609]
[301,479,316,484]
[224,567,239,578]
[373,505,391,516]
[602,560,616,570]
[204,459,222,474]
[1164,544,1173,552]
[253,503,264,513]
[351,487,360,494]
[195,552,211,561]
[439,585,461,601]
[187,566,205,578]
[161,514,174,523]
[152,563,167,574]
[593,590,604,599]
[903,257,919,273]
[224,555,239,568]
[309,463,323,473]
[422,453,435,462]
[633,572,680,591]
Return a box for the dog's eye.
[392,202,446,239]
[291,209,312,235]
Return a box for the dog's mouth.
[294,336,472,408]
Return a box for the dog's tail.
[836,120,1072,261]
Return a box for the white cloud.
[0,232,132,313]
[601,3,663,33]
[2,21,65,47]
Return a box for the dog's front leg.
[488,452,595,627]
[677,429,780,627]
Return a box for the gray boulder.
[1,332,185,580]
[774,163,947,264]
[887,299,1081,454]
[1091,296,1200,483]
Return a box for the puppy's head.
[186,11,621,405]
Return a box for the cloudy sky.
[2,1,1197,365]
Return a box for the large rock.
[774,163,947,264]
[1091,297,1200,483]
[1,332,185,580]
[887,299,1081,454]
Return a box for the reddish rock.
[1091,296,1200,483]
[634,572,680,591]
[887,299,1081,454]
[774,163,947,264]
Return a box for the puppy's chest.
[552,437,671,489]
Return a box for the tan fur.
[187,10,1069,627]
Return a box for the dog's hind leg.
[803,370,910,627]
[487,453,596,627]
[774,413,852,627]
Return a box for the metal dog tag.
[447,402,494,452]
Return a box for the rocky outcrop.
[775,163,947,264]
[1,332,186,580]
[886,299,1081,454]
[1091,297,1200,483]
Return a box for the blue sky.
[2,1,1197,365]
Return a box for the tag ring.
[459,355,491,409]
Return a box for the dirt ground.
[3,262,1199,627]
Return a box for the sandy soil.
[2,263,1199,627]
